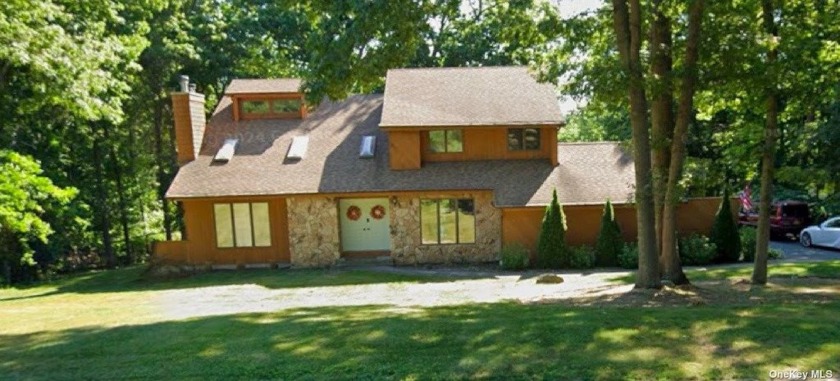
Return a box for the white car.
[800,216,840,249]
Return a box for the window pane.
[439,199,458,244]
[446,130,463,152]
[251,203,271,247]
[242,100,270,114]
[524,128,540,150]
[507,129,523,150]
[272,99,301,113]
[457,199,476,244]
[214,204,234,248]
[421,199,439,244]
[429,131,446,153]
[233,203,253,247]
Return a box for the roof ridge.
[557,141,624,145]
[387,66,525,73]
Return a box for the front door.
[339,198,391,252]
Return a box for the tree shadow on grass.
[0,266,488,301]
[1,301,838,380]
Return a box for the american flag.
[739,184,753,211]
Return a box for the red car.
[738,200,811,240]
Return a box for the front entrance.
[339,198,391,253]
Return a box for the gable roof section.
[166,93,633,206]
[224,79,302,95]
[379,66,565,128]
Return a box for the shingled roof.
[166,94,634,206]
[224,79,302,95]
[379,66,565,128]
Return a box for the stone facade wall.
[390,191,501,265]
[286,196,340,267]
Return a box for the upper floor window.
[240,98,302,120]
[508,128,540,151]
[214,202,271,248]
[428,130,463,153]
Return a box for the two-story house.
[155,66,722,268]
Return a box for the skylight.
[359,135,376,158]
[213,139,238,163]
[286,136,309,160]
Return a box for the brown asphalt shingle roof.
[379,66,565,127]
[224,79,302,95]
[166,94,634,206]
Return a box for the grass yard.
[609,260,840,284]
[1,264,839,380]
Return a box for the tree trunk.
[93,126,115,268]
[753,0,779,285]
[649,0,674,266]
[612,0,660,289]
[660,0,704,285]
[2,259,10,285]
[110,145,132,264]
[153,96,173,241]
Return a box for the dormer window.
[225,78,306,121]
[239,97,302,120]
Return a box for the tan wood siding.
[157,197,290,264]
[501,198,732,262]
[420,126,557,163]
[388,130,421,169]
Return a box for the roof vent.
[286,136,309,160]
[359,135,376,158]
[213,139,238,163]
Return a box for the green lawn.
[2,266,839,380]
[610,260,840,284]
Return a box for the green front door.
[339,198,391,252]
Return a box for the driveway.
[771,240,840,261]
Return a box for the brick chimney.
[172,75,206,165]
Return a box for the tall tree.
[611,0,660,288]
[752,0,780,285]
[659,0,704,284]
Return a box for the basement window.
[213,202,271,248]
[420,199,475,245]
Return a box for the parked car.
[800,216,840,249]
[738,200,811,240]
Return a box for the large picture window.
[214,202,271,248]
[507,128,541,151]
[428,130,463,153]
[420,199,476,244]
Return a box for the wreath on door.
[346,205,362,221]
[370,205,386,219]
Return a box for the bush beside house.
[568,246,596,269]
[595,200,623,267]
[709,189,741,263]
[740,227,757,262]
[678,234,717,266]
[499,244,530,270]
[618,243,639,269]
[536,189,569,268]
